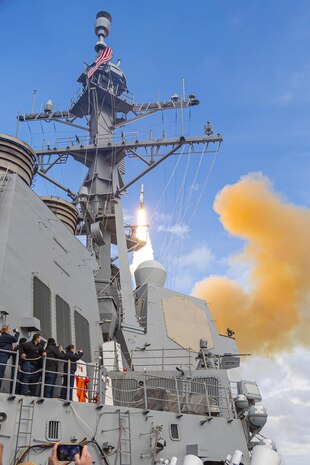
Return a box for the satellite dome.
[235,394,249,411]
[248,405,268,431]
[134,260,167,288]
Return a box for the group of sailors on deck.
[0,324,84,400]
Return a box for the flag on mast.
[87,46,113,78]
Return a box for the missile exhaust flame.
[136,207,148,243]
[131,186,154,276]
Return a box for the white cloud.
[174,272,196,291]
[153,212,190,238]
[177,245,214,272]
[153,212,171,223]
[217,252,254,291]
[157,222,190,238]
[163,246,214,293]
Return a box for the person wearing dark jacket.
[11,337,27,394]
[60,345,83,401]
[0,325,20,388]
[19,334,46,396]
[44,338,65,398]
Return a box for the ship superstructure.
[0,11,281,465]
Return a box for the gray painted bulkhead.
[0,397,251,464]
[122,283,239,369]
[0,173,103,360]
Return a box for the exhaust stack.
[0,134,37,186]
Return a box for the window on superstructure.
[56,295,71,348]
[74,310,91,362]
[169,424,180,440]
[33,277,51,339]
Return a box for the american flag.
[87,46,113,78]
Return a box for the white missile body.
[140,184,144,208]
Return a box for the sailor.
[19,334,46,396]
[0,325,20,388]
[44,338,65,398]
[60,345,84,401]
[11,337,27,394]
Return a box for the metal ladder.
[118,410,132,465]
[14,398,35,463]
[91,363,102,403]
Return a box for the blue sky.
[1,1,310,463]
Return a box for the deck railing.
[102,346,224,375]
[108,373,237,420]
[0,349,104,403]
[0,349,238,419]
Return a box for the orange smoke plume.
[193,173,310,355]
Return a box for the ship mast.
[18,10,223,345]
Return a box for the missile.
[139,184,144,208]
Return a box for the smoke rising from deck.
[193,173,310,354]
